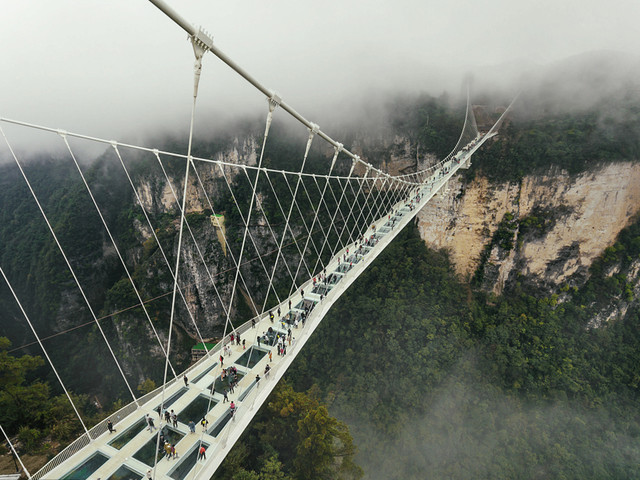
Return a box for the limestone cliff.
[417,161,640,294]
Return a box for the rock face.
[417,161,640,293]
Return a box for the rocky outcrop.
[134,135,259,215]
[417,161,640,293]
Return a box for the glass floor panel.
[191,363,218,384]
[345,254,361,264]
[279,313,295,327]
[133,426,184,467]
[153,387,189,415]
[108,418,147,450]
[234,347,267,368]
[208,371,245,395]
[168,441,209,480]
[106,465,142,480]
[61,452,109,480]
[209,410,233,437]
[179,395,217,424]
[295,299,317,311]
[258,327,286,346]
[335,263,352,273]
[311,284,332,295]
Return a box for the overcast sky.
[1,0,639,152]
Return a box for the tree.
[295,406,361,480]
[137,378,157,395]
[0,337,49,433]
[259,456,290,480]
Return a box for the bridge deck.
[34,136,487,480]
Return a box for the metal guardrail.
[31,313,264,480]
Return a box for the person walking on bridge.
[171,410,178,428]
[146,414,156,432]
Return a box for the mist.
[2,0,640,155]
[340,359,640,479]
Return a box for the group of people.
[229,332,242,346]
[219,365,240,395]
[163,409,178,428]
[275,331,291,356]
[144,408,178,433]
[162,440,178,459]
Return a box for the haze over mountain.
[1,0,639,154]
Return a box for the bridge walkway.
[35,134,487,480]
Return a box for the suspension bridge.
[0,1,516,479]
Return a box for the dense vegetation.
[212,383,362,480]
[0,337,102,462]
[284,221,640,479]
[470,101,640,183]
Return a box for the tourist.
[198,445,206,460]
[146,414,156,432]
[183,374,188,387]
[188,420,195,433]
[171,410,178,428]
[107,419,115,434]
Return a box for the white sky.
[1,0,639,151]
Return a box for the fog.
[341,359,640,479]
[1,0,640,154]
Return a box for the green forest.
[277,220,640,479]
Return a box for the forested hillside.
[283,221,640,479]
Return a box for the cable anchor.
[189,26,213,98]
[268,92,282,113]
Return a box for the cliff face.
[417,161,640,294]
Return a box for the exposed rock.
[417,161,640,292]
